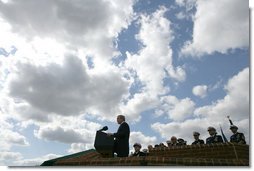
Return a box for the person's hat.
[207,126,216,131]
[230,125,238,129]
[193,131,200,136]
[133,143,142,148]
[177,138,184,142]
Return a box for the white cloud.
[181,0,249,57]
[0,151,23,165]
[34,115,101,145]
[175,0,196,20]
[151,118,209,144]
[3,55,129,121]
[68,143,94,154]
[35,126,86,144]
[15,153,61,166]
[192,85,208,98]
[122,6,186,122]
[120,92,159,122]
[175,11,187,20]
[129,131,157,151]
[152,67,249,144]
[125,6,186,97]
[194,67,249,122]
[0,117,29,151]
[0,0,137,159]
[156,95,195,122]
[175,0,196,9]
[0,110,29,152]
[1,130,29,146]
[0,0,135,60]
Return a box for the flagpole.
[220,124,228,143]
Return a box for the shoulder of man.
[199,139,205,143]
[230,134,236,139]
[122,122,130,128]
[237,132,245,139]
[216,135,223,141]
[237,132,244,136]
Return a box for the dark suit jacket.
[113,122,130,157]
[206,134,223,144]
[132,151,146,157]
[192,139,205,145]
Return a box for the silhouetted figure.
[167,136,179,147]
[159,142,167,147]
[147,145,153,152]
[192,131,204,145]
[206,126,223,144]
[227,116,246,144]
[177,138,187,145]
[131,143,146,157]
[230,125,246,144]
[107,115,130,157]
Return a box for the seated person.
[229,125,246,144]
[206,126,223,144]
[131,143,146,157]
[192,131,205,145]
[159,142,167,147]
[177,138,187,145]
[147,145,153,152]
[167,136,179,147]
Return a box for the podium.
[94,131,114,158]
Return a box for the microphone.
[98,126,108,132]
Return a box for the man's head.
[117,115,125,124]
[133,143,141,152]
[230,125,238,133]
[177,138,186,145]
[147,145,153,151]
[207,126,216,136]
[171,136,177,144]
[193,131,200,140]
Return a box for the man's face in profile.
[230,128,237,134]
[117,116,123,124]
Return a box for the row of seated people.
[130,125,246,157]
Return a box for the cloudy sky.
[0,0,250,166]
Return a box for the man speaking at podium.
[107,115,130,157]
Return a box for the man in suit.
[166,136,179,147]
[229,125,246,144]
[206,126,223,144]
[131,143,146,157]
[192,131,205,145]
[107,115,130,157]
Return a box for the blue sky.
[0,0,250,166]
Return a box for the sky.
[0,0,250,166]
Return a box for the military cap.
[133,143,142,148]
[207,126,216,131]
[230,125,238,129]
[177,138,184,142]
[193,131,200,136]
